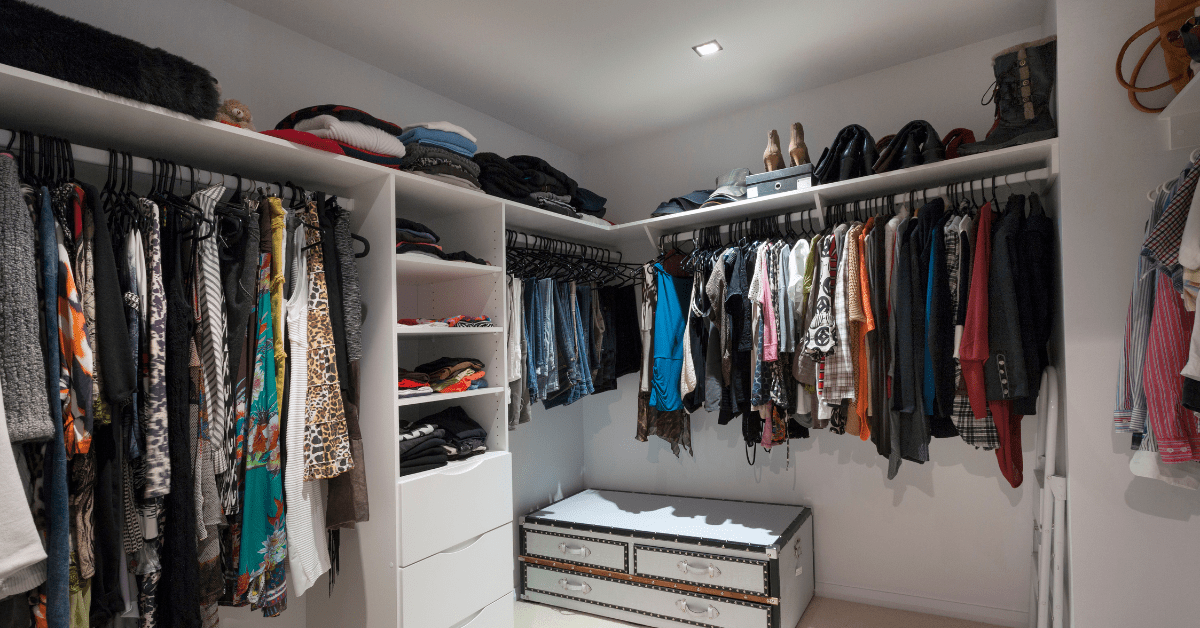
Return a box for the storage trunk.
[519,489,814,628]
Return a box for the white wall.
[582,26,1046,225]
[574,27,1059,628]
[1056,1,1200,627]
[27,0,581,177]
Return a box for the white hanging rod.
[662,166,1051,242]
[0,128,353,210]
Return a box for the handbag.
[1116,0,1200,113]
[813,124,877,185]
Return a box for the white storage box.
[519,489,813,628]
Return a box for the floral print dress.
[234,253,287,616]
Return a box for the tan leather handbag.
[1117,0,1200,112]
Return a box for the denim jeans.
[544,282,577,409]
[570,284,595,403]
[536,278,559,398]
[39,187,70,626]
[523,278,540,401]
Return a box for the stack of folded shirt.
[398,369,434,399]
[474,152,534,202]
[416,406,488,460]
[397,315,494,328]
[395,215,491,265]
[399,424,449,476]
[397,217,439,245]
[398,122,481,190]
[413,357,487,393]
[267,105,408,168]
[472,153,608,219]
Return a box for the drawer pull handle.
[677,600,719,618]
[558,542,591,558]
[677,560,721,578]
[558,579,592,595]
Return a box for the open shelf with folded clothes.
[397,391,507,456]
[396,332,503,392]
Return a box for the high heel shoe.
[788,122,810,166]
[764,130,785,172]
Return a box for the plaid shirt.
[952,364,999,449]
[823,226,856,402]
[1143,163,1200,270]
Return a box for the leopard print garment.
[301,204,353,481]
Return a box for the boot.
[788,122,810,166]
[764,129,785,172]
[959,36,1056,155]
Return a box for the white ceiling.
[227,0,1046,154]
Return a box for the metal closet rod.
[505,228,625,263]
[661,166,1051,242]
[0,128,351,208]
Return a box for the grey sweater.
[0,156,52,443]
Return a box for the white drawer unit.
[399,522,514,628]
[398,451,513,567]
[519,489,814,628]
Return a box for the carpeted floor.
[514,597,1006,628]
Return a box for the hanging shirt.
[650,263,689,412]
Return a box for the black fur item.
[0,0,220,120]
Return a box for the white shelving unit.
[0,59,1063,628]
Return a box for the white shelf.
[395,386,503,408]
[620,138,1059,244]
[503,200,616,245]
[1160,77,1200,149]
[0,63,393,196]
[395,325,501,336]
[395,253,502,284]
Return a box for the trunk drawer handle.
[678,560,721,578]
[558,579,591,595]
[677,599,719,618]
[558,542,591,558]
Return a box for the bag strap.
[1116,1,1200,112]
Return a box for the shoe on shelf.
[788,122,811,166]
[764,129,785,172]
[959,36,1057,155]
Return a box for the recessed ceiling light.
[692,40,722,57]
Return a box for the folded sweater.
[401,121,477,143]
[397,128,477,157]
[277,104,404,135]
[295,115,407,157]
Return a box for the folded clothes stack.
[472,152,608,219]
[397,315,494,328]
[413,356,487,393]
[266,104,408,168]
[416,406,488,460]
[398,122,482,190]
[399,424,449,476]
[395,216,491,265]
[397,369,434,399]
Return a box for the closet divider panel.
[307,173,400,628]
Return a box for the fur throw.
[0,0,220,120]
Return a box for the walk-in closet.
[0,1,1196,628]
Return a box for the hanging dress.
[234,253,287,616]
[283,222,331,595]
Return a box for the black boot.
[959,36,1057,155]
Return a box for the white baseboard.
[815,581,1029,628]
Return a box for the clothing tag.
[795,566,804,576]
[748,187,759,199]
